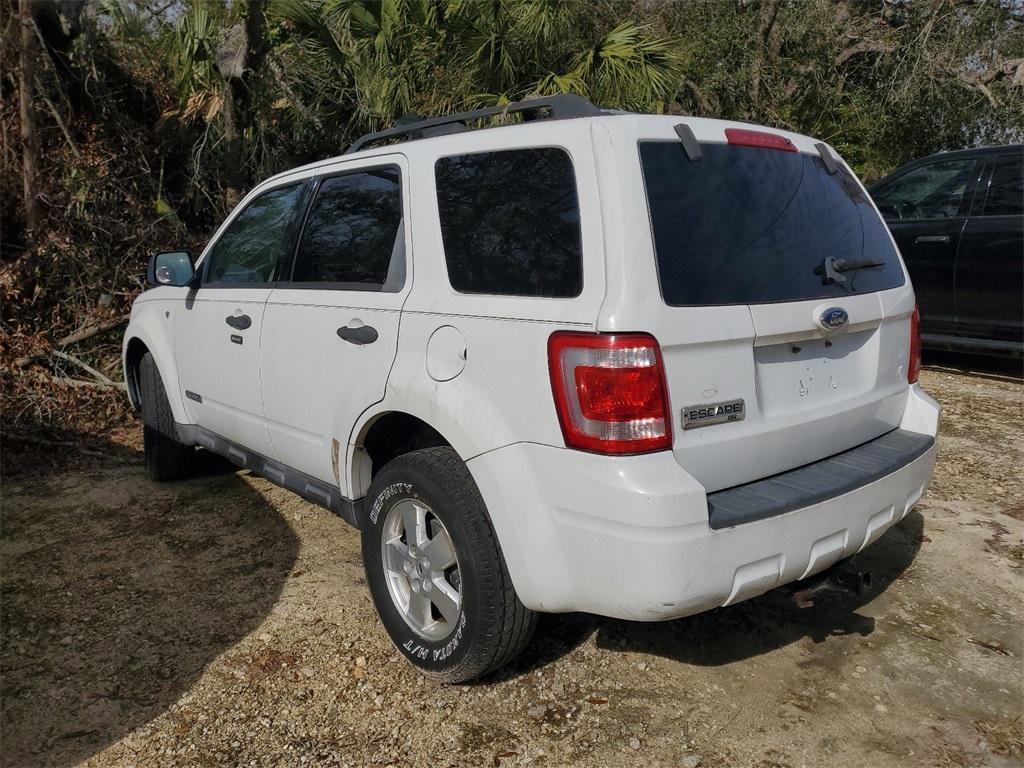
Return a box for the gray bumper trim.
[706,429,935,530]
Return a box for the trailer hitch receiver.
[790,562,872,609]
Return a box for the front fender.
[122,299,190,425]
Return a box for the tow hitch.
[790,562,872,609]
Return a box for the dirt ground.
[2,359,1022,768]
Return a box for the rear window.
[640,142,905,306]
[435,147,583,298]
[983,154,1024,216]
[291,167,404,289]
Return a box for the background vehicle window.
[982,155,1024,216]
[292,167,403,287]
[205,184,303,284]
[872,159,976,220]
[435,147,583,297]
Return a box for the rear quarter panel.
[346,120,607,496]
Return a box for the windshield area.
[640,141,905,306]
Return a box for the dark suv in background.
[870,145,1023,356]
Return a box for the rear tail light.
[548,332,672,455]
[725,127,797,152]
[908,305,922,384]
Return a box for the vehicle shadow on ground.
[0,439,299,768]
[501,512,924,678]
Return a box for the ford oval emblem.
[819,307,849,330]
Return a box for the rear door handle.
[914,235,950,244]
[337,324,378,345]
[225,314,252,330]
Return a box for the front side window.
[872,159,976,220]
[291,167,404,288]
[982,154,1024,217]
[205,184,303,284]
[435,147,583,297]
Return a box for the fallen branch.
[51,375,126,391]
[51,350,116,386]
[14,314,129,369]
[954,57,1024,108]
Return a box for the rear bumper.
[468,384,939,620]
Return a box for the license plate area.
[754,330,877,416]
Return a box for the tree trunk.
[18,0,39,232]
[217,0,266,209]
[749,0,782,119]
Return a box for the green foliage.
[2,0,1021,344]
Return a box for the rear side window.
[435,148,583,297]
[983,154,1024,216]
[640,142,905,306]
[205,184,303,284]
[291,167,404,289]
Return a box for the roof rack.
[344,93,605,155]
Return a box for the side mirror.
[147,251,195,287]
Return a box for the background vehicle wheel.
[361,446,536,683]
[138,352,194,481]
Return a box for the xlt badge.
[681,399,745,429]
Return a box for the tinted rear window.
[640,142,905,306]
[435,147,583,297]
[292,167,403,288]
[983,154,1024,216]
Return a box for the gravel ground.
[2,361,1021,768]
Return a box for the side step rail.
[175,423,361,528]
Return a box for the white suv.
[123,95,940,682]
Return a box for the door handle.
[225,314,252,330]
[914,235,950,244]
[337,324,378,345]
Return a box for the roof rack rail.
[344,94,604,155]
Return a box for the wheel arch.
[347,410,457,499]
[121,313,190,424]
[123,337,149,410]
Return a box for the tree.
[18,0,38,231]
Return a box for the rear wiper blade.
[815,255,885,285]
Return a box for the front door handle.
[337,324,378,345]
[225,314,252,330]
[914,235,950,244]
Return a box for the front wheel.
[138,352,194,481]
[361,447,536,683]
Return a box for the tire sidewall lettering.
[369,481,412,526]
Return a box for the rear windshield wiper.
[815,255,886,285]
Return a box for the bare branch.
[14,315,130,369]
[50,350,115,385]
[835,40,897,67]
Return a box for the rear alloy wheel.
[361,446,536,683]
[380,498,463,642]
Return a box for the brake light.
[908,305,922,384]
[548,332,671,455]
[725,127,797,152]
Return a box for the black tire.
[361,446,536,683]
[138,352,194,481]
